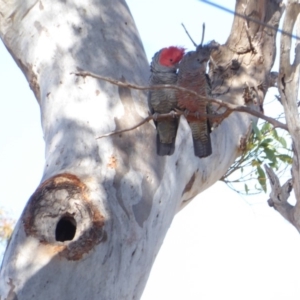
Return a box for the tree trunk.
[0,0,282,298]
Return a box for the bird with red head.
[148,46,185,156]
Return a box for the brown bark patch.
[181,172,196,196]
[16,59,40,103]
[107,156,117,169]
[23,173,106,260]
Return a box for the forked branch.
[72,70,288,138]
[95,109,230,139]
[265,165,295,228]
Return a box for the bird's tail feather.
[192,136,212,158]
[189,120,212,158]
[156,135,176,156]
[156,119,179,156]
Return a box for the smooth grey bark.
[0,0,282,299]
[266,0,300,232]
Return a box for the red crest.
[159,46,185,67]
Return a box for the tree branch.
[277,1,300,230]
[181,23,198,47]
[73,71,289,133]
[200,23,205,46]
[264,165,295,229]
[95,109,233,139]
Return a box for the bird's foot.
[170,110,176,118]
[152,112,159,121]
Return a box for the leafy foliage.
[221,121,292,194]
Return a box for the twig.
[200,23,205,46]
[96,109,231,139]
[73,70,182,93]
[72,70,289,132]
[96,115,152,139]
[244,21,255,53]
[181,23,198,47]
[240,2,256,53]
[231,105,287,130]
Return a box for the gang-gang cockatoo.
[177,45,212,158]
[148,46,185,156]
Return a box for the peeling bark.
[0,0,283,299]
[266,0,300,232]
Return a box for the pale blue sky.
[1,1,300,299]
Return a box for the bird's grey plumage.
[148,51,180,156]
[177,47,212,158]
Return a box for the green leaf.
[272,128,279,140]
[257,158,263,164]
[259,138,274,148]
[278,154,293,164]
[257,165,267,193]
[246,141,256,151]
[244,183,249,194]
[269,161,278,169]
[263,148,277,163]
[261,122,270,133]
[277,137,287,148]
[252,123,262,141]
[222,119,291,195]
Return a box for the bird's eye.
[170,59,173,62]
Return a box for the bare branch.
[200,23,205,46]
[230,105,288,130]
[96,115,152,139]
[236,1,256,54]
[181,23,198,47]
[294,16,300,67]
[243,20,255,53]
[280,2,300,73]
[277,1,300,228]
[96,109,231,139]
[264,165,295,228]
[73,71,289,132]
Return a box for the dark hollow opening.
[55,216,77,242]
